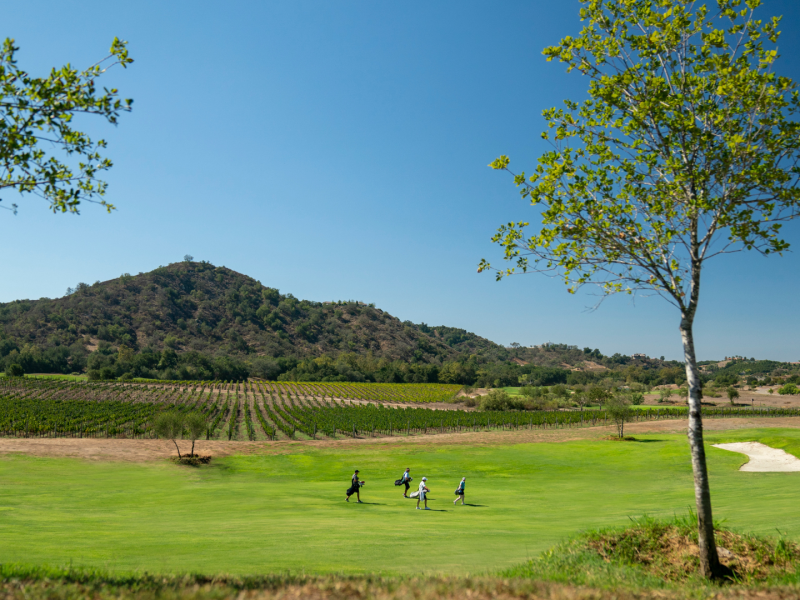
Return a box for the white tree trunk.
[680,318,722,578]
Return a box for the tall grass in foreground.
[504,512,800,590]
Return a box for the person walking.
[416,477,430,510]
[453,477,466,506]
[346,469,363,503]
[400,468,412,498]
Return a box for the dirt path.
[1,417,799,462]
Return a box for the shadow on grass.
[633,439,667,444]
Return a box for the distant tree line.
[0,335,701,387]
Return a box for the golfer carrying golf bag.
[453,477,466,506]
[346,469,363,503]
[416,477,430,510]
[396,467,412,498]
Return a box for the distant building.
[632,353,648,360]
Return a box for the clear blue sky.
[3,1,799,361]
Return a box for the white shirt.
[419,481,427,492]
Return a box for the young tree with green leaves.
[154,412,184,459]
[480,0,800,578]
[0,38,133,215]
[605,395,633,438]
[726,386,740,404]
[184,412,207,457]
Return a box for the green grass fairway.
[1,428,799,576]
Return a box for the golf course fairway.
[1,428,798,575]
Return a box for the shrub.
[480,389,512,411]
[778,384,799,396]
[4,363,24,377]
[463,396,478,408]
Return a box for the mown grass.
[0,428,799,577]
[4,517,800,600]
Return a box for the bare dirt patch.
[2,417,799,462]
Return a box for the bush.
[4,363,24,377]
[480,390,513,411]
[778,384,799,396]
[463,396,478,408]
[479,390,529,411]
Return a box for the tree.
[154,412,184,459]
[605,395,633,439]
[0,38,133,215]
[659,388,674,403]
[4,363,23,377]
[587,385,609,405]
[184,412,206,457]
[726,387,740,405]
[479,0,800,578]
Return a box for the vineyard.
[2,377,799,441]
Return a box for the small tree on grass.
[184,412,207,457]
[659,389,673,404]
[727,387,740,405]
[154,412,184,460]
[587,386,609,406]
[574,391,589,411]
[606,396,633,439]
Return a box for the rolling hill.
[0,261,507,378]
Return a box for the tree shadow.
[633,439,667,443]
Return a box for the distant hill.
[0,261,505,370]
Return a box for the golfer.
[416,477,430,510]
[400,468,412,498]
[346,469,362,503]
[453,477,466,505]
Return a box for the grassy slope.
[1,429,799,576]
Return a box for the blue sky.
[3,1,799,361]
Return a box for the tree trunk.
[173,438,182,460]
[680,318,723,578]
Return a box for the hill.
[0,261,507,380]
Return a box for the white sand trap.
[713,442,800,472]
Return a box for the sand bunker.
[713,442,800,472]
